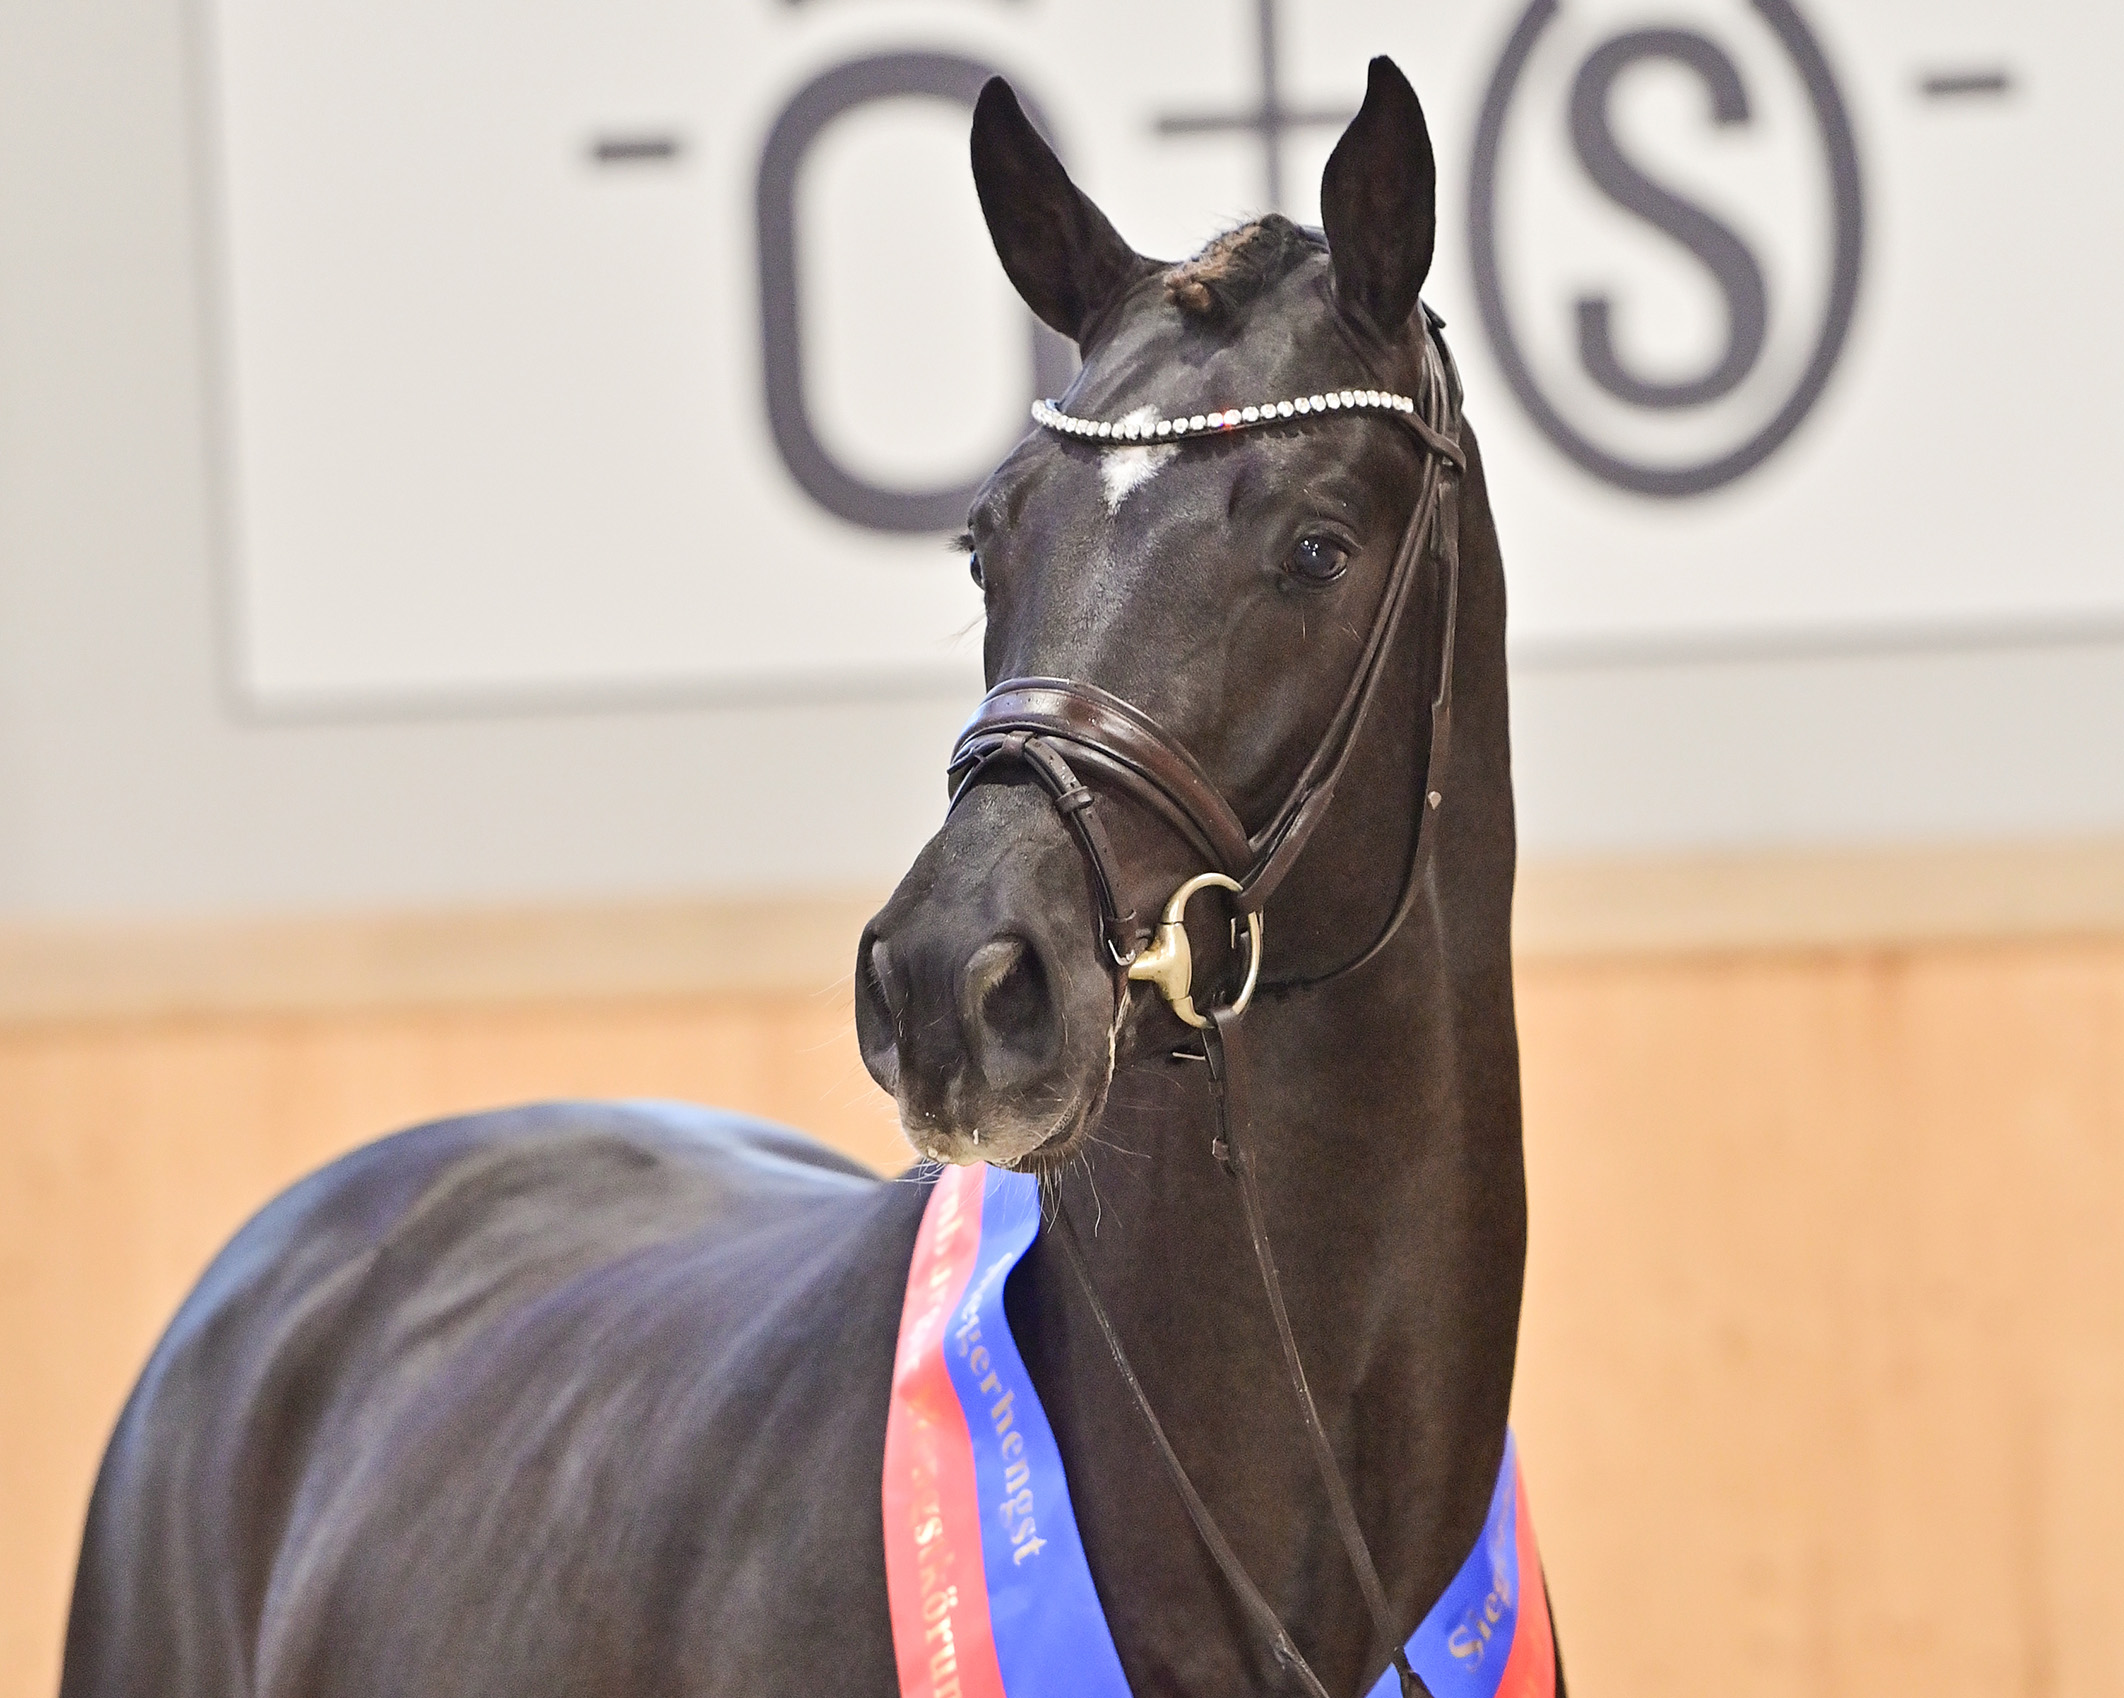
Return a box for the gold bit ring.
[1123,872,1263,1029]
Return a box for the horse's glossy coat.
[62,57,1556,1698]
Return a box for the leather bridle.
[944,309,1468,1698]
[949,310,1466,1015]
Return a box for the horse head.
[856,58,1459,1172]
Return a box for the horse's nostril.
[961,935,1058,1084]
[853,931,902,1093]
[863,936,905,1019]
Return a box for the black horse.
[61,58,1551,1698]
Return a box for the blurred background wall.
[3,1,2121,1696]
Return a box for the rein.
[945,311,1468,1698]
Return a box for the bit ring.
[1123,872,1263,1028]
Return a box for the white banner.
[203,0,2123,708]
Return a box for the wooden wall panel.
[1512,942,2124,1698]
[4,939,2122,1698]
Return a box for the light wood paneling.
[1512,941,2124,1698]
[1515,838,2124,956]
[0,893,888,1023]
[3,838,2119,1025]
[4,908,2122,1698]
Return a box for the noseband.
[944,312,1470,1698]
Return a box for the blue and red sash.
[884,1163,1556,1698]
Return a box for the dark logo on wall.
[1469,0,1864,498]
[757,52,1074,534]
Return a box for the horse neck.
[1043,911,1526,1671]
[1030,438,1525,1677]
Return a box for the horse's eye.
[1287,535,1350,585]
[968,552,985,589]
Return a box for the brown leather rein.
[943,311,1468,1698]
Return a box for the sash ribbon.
[883,1164,1555,1698]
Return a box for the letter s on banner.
[1570,28,1767,409]
[756,51,1076,534]
[1468,0,1864,499]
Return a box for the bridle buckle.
[1124,872,1263,1028]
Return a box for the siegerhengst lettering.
[956,1275,1046,1564]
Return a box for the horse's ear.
[971,78,1152,346]
[1320,57,1437,339]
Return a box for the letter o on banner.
[756,51,1076,533]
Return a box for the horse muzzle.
[855,784,1124,1169]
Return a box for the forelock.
[1163,215,1325,321]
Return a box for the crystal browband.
[1031,388,1419,443]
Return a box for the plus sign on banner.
[203,0,2124,709]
